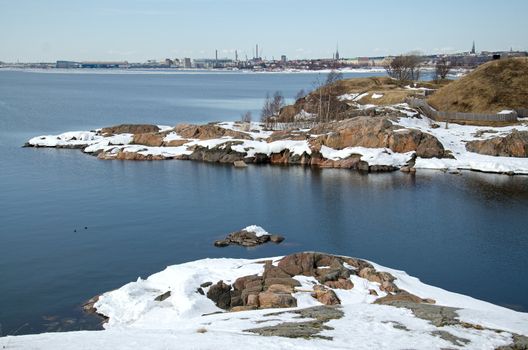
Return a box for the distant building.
[357,57,370,66]
[193,58,233,69]
[471,41,476,55]
[281,55,287,63]
[164,58,174,66]
[80,61,128,68]
[183,58,192,68]
[56,60,80,68]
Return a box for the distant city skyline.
[1,0,527,62]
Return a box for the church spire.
[471,41,476,54]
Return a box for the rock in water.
[233,160,248,168]
[214,227,285,247]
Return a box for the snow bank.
[3,252,527,349]
[321,145,414,167]
[338,92,370,102]
[27,131,103,147]
[394,113,528,174]
[91,254,528,336]
[242,225,270,237]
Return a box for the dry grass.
[332,77,448,106]
[427,58,528,113]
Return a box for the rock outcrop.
[203,252,431,312]
[132,133,165,147]
[245,305,344,340]
[101,124,160,135]
[174,124,252,140]
[310,116,445,158]
[214,228,285,247]
[465,130,528,157]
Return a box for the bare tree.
[384,54,423,82]
[260,93,273,129]
[271,91,285,116]
[260,91,284,129]
[311,76,324,122]
[435,57,451,80]
[295,89,306,101]
[241,111,252,123]
[326,69,343,85]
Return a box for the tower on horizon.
[471,41,476,54]
[335,43,340,60]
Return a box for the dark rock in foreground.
[202,252,432,313]
[245,305,344,340]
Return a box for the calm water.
[0,70,527,336]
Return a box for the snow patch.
[242,225,269,237]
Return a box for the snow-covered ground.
[393,114,528,174]
[2,253,526,349]
[25,108,528,175]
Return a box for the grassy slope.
[427,58,528,114]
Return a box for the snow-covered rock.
[2,252,527,349]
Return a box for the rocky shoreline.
[24,103,528,175]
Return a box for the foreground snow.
[2,253,526,349]
[26,109,528,175]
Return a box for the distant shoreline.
[0,67,388,75]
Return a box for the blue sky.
[1,0,527,62]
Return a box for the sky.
[1,0,527,62]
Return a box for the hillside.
[279,77,448,122]
[427,58,528,113]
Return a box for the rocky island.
[24,108,528,175]
[24,59,528,175]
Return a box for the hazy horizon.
[1,0,527,62]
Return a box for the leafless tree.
[309,72,346,123]
[295,89,306,101]
[435,57,451,80]
[260,91,284,129]
[241,111,252,123]
[326,70,343,85]
[261,93,274,128]
[384,54,423,82]
[311,76,325,122]
[271,91,285,116]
